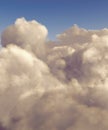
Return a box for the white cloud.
[1,18,48,59]
[0,18,108,130]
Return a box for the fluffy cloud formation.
[1,18,48,58]
[0,18,108,130]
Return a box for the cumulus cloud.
[1,18,48,59]
[0,18,108,130]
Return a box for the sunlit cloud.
[0,18,108,130]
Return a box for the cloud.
[0,18,108,130]
[1,17,48,59]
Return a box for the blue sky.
[0,0,108,39]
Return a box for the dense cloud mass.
[0,18,108,130]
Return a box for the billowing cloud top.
[1,18,48,58]
[0,18,108,130]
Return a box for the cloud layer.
[0,18,108,130]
